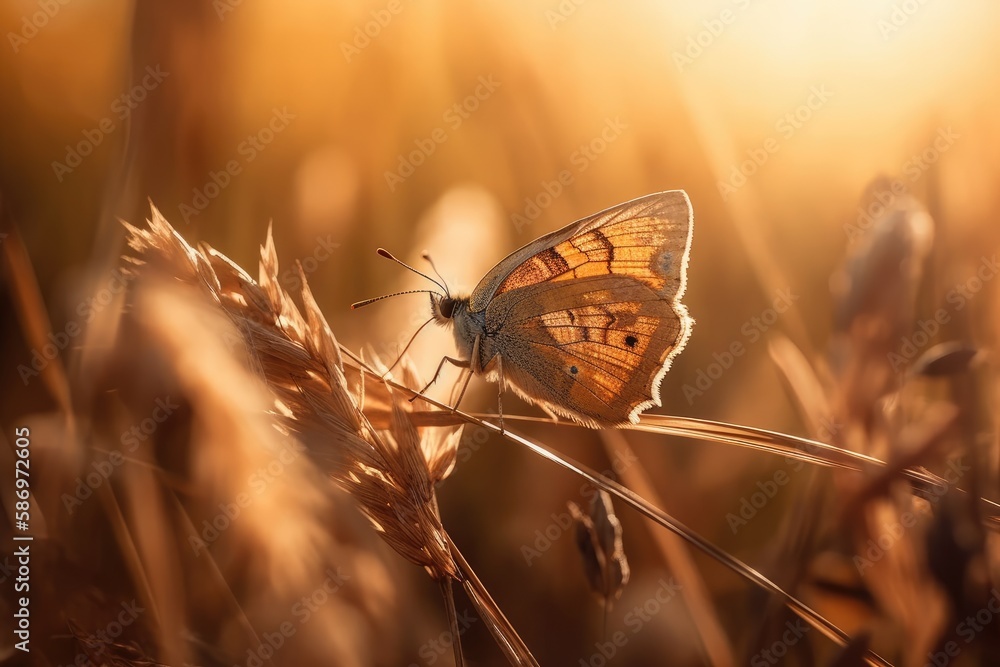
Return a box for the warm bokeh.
[2,1,999,665]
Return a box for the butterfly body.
[427,190,694,428]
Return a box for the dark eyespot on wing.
[570,365,578,375]
[625,335,638,348]
[658,251,673,275]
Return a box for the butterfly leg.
[448,333,482,415]
[410,355,470,404]
[450,365,475,414]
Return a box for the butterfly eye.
[438,298,455,319]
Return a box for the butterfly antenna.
[382,315,435,376]
[351,289,439,309]
[421,252,451,297]
[375,248,448,293]
[352,248,453,308]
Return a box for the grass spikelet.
[122,204,539,665]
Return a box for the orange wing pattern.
[464,190,694,426]
[493,216,675,298]
[489,283,689,426]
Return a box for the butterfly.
[355,190,694,428]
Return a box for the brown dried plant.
[121,205,536,665]
[3,226,396,664]
[766,185,1000,666]
[6,194,997,667]
[119,203,997,667]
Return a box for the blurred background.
[1,1,999,665]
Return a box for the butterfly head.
[431,291,482,359]
[431,292,469,326]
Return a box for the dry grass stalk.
[123,204,538,665]
[600,429,736,667]
[3,259,391,665]
[123,206,459,580]
[766,185,999,665]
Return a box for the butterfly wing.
[469,190,691,311]
[478,191,693,426]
